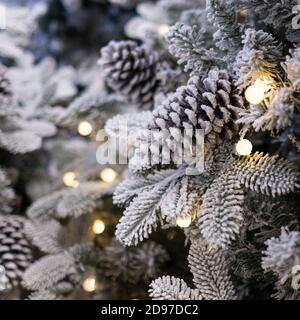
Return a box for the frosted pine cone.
[0,65,12,108]
[0,215,33,292]
[99,40,162,109]
[149,69,244,149]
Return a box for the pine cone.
[0,65,12,107]
[149,69,244,149]
[99,40,162,109]
[0,215,33,292]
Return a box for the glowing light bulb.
[83,277,96,292]
[236,139,253,156]
[63,171,79,188]
[92,219,105,235]
[100,168,118,183]
[245,77,272,105]
[245,85,265,104]
[78,121,93,136]
[176,215,192,228]
[157,24,170,35]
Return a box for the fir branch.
[56,182,105,219]
[24,220,62,254]
[262,227,300,275]
[64,93,123,122]
[13,118,57,138]
[234,29,282,89]
[199,173,244,248]
[158,0,206,23]
[105,111,152,142]
[283,48,300,89]
[188,239,237,300]
[149,276,202,300]
[160,176,199,223]
[114,168,185,206]
[28,289,60,300]
[241,0,299,44]
[0,129,42,154]
[262,227,300,299]
[27,183,105,221]
[238,88,295,132]
[166,23,220,76]
[232,152,300,197]
[115,168,186,245]
[206,0,242,55]
[98,240,169,284]
[23,245,88,292]
[150,239,236,300]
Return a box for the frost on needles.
[1,0,300,300]
[101,0,300,300]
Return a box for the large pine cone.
[149,69,244,148]
[0,65,12,108]
[0,215,33,292]
[99,40,162,109]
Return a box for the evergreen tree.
[1,0,300,300]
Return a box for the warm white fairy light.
[63,171,79,188]
[157,24,170,36]
[100,168,118,183]
[92,219,105,235]
[245,78,271,105]
[78,121,93,136]
[83,276,96,292]
[236,139,253,156]
[245,85,265,104]
[176,215,192,228]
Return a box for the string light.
[100,168,118,183]
[236,139,253,156]
[176,215,192,228]
[78,121,93,136]
[245,85,265,105]
[245,78,271,105]
[82,276,96,292]
[157,24,170,36]
[92,219,105,235]
[63,171,79,188]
